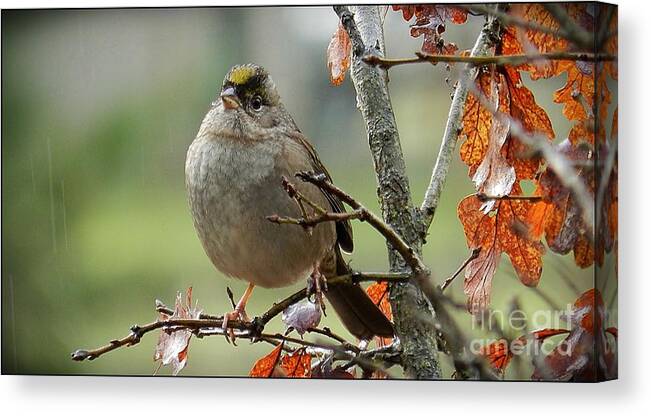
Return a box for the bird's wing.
[286,130,354,253]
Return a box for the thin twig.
[71,317,253,362]
[307,327,360,353]
[254,270,411,331]
[476,193,542,203]
[267,210,365,228]
[296,171,428,275]
[363,51,615,69]
[440,248,481,291]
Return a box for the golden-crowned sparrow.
[185,63,393,340]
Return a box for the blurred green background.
[1,6,615,378]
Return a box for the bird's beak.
[220,87,241,110]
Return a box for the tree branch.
[71,271,411,363]
[363,51,615,69]
[334,4,441,379]
[420,7,503,231]
[296,172,427,274]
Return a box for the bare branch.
[71,271,411,363]
[364,51,615,69]
[476,193,543,203]
[420,9,502,230]
[334,4,441,379]
[296,171,427,275]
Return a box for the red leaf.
[526,138,616,269]
[500,4,616,145]
[366,281,393,347]
[249,343,284,378]
[478,339,513,374]
[280,348,313,378]
[471,72,516,210]
[479,329,570,374]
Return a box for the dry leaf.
[154,287,202,376]
[326,23,351,86]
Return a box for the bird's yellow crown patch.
[228,66,256,85]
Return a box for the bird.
[185,63,394,341]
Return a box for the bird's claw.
[222,307,250,345]
[307,267,328,316]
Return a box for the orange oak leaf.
[525,138,617,268]
[392,5,467,56]
[460,70,493,175]
[458,190,544,313]
[478,339,512,374]
[249,343,283,378]
[501,4,568,80]
[366,281,392,321]
[500,4,616,145]
[154,287,202,376]
[326,23,351,86]
[366,281,393,347]
[280,348,313,378]
[501,66,554,181]
[532,289,617,381]
[460,67,553,183]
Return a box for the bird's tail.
[323,248,394,340]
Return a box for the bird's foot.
[307,265,328,316]
[222,283,255,345]
[222,306,250,345]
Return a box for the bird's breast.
[185,134,336,288]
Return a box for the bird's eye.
[250,96,263,111]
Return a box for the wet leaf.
[282,298,321,335]
[280,348,313,378]
[326,23,351,86]
[478,329,571,375]
[458,189,544,313]
[460,71,493,175]
[249,343,283,378]
[153,287,202,376]
[525,138,616,269]
[366,282,392,347]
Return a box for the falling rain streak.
[47,136,57,254]
[61,179,69,251]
